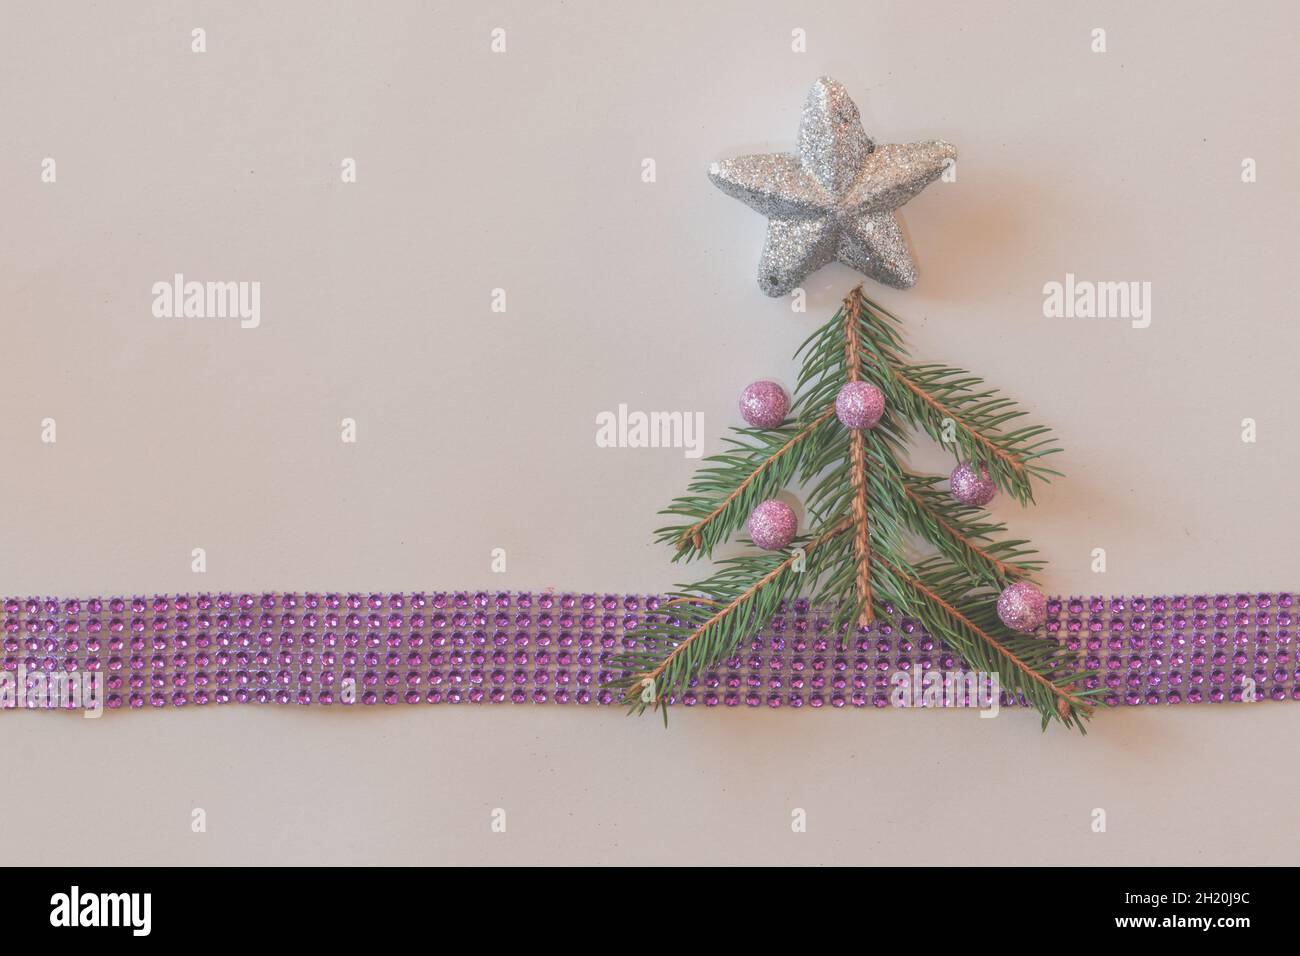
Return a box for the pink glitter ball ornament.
[997,581,1047,633]
[949,461,996,507]
[739,380,789,428]
[747,499,797,551]
[835,381,884,430]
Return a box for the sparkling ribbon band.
[1,591,1294,712]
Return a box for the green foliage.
[656,411,837,561]
[888,364,1062,504]
[610,523,848,715]
[619,288,1086,731]
[890,468,1043,588]
[871,556,1100,731]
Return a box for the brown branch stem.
[844,287,873,625]
[843,285,865,385]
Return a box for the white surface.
[1,0,1297,865]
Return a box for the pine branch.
[888,364,1062,505]
[894,471,1042,587]
[658,405,835,559]
[794,294,1061,507]
[873,554,1097,730]
[792,288,904,420]
[617,519,852,713]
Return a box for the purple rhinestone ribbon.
[0,592,1293,712]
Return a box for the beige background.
[2,1,1298,865]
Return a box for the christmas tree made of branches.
[615,286,1098,730]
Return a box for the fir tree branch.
[894,367,1025,474]
[792,293,903,421]
[880,555,1065,704]
[623,518,852,711]
[897,475,1041,587]
[669,405,835,554]
[796,431,906,631]
[888,363,1061,505]
[874,554,1094,729]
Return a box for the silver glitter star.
[708,77,955,296]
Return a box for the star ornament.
[708,77,955,296]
